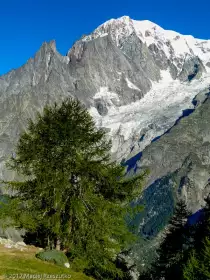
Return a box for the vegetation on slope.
[139,196,210,280]
[0,98,145,279]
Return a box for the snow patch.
[93,87,119,101]
[89,87,120,118]
[100,33,108,38]
[126,78,141,91]
[82,16,134,46]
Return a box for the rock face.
[0,237,27,251]
[134,91,210,196]
[178,56,205,81]
[0,226,25,243]
[127,92,210,269]
[0,16,210,247]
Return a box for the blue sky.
[0,0,210,75]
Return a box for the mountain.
[87,16,210,160]
[0,15,210,260]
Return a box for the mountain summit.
[83,16,210,71]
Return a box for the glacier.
[90,70,210,161]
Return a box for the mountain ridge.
[0,15,209,177]
[83,16,210,70]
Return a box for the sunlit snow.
[90,71,210,160]
[126,78,141,92]
[83,16,210,72]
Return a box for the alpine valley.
[1,15,210,272]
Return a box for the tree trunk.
[56,238,61,250]
[47,236,50,249]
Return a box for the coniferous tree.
[199,238,210,279]
[144,199,191,280]
[183,238,210,280]
[191,194,210,252]
[0,98,145,279]
[140,195,210,280]
[183,251,200,280]
[183,194,210,280]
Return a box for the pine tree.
[183,195,210,280]
[192,194,210,252]
[183,251,200,280]
[183,238,210,280]
[140,195,210,280]
[1,98,145,279]
[148,199,191,280]
[199,238,210,279]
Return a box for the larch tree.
[1,98,145,279]
[183,195,210,280]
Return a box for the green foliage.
[138,195,210,280]
[36,249,69,266]
[182,195,210,280]
[200,238,210,278]
[183,251,200,280]
[192,195,210,253]
[184,238,210,280]
[1,98,145,279]
[137,174,175,240]
[143,199,191,280]
[140,194,210,280]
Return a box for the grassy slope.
[0,245,93,280]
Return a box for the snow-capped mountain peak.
[83,16,210,70]
[82,15,135,45]
[80,16,210,161]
